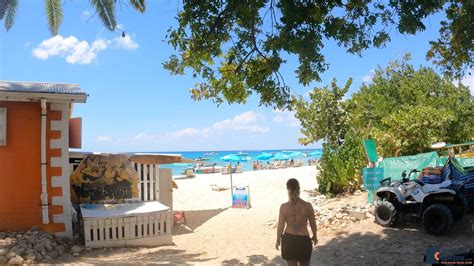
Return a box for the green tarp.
[458,158,474,168]
[378,152,443,180]
[440,157,474,168]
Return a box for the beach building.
[0,81,185,247]
[0,81,88,238]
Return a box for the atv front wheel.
[422,204,453,235]
[375,201,397,227]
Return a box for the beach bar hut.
[0,81,190,248]
[0,81,88,238]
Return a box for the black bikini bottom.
[281,233,312,262]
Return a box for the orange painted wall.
[0,101,66,232]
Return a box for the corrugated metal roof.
[0,81,87,95]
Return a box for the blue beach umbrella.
[220,154,245,203]
[310,150,323,157]
[256,152,274,160]
[288,151,303,158]
[221,154,243,162]
[273,152,290,160]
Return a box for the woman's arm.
[275,204,285,250]
[308,203,318,245]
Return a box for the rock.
[41,250,47,256]
[36,254,43,261]
[335,213,343,219]
[8,255,24,265]
[15,248,25,256]
[0,248,8,256]
[30,226,40,232]
[0,256,8,263]
[341,222,347,228]
[25,253,36,261]
[34,243,44,253]
[15,234,22,239]
[354,190,362,195]
[43,255,53,263]
[349,210,367,220]
[70,246,82,253]
[72,252,80,257]
[6,251,16,260]
[0,232,6,239]
[48,251,58,259]
[44,241,53,251]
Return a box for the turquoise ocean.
[152,149,323,176]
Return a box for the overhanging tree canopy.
[1,0,473,108]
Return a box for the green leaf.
[89,0,116,31]
[3,0,18,31]
[129,0,145,13]
[45,0,63,35]
[0,0,8,20]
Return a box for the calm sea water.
[149,149,322,176]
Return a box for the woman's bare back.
[280,199,312,235]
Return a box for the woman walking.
[275,178,318,266]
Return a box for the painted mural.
[70,154,139,204]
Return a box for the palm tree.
[0,0,145,35]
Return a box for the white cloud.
[272,110,299,127]
[32,35,107,64]
[168,111,269,140]
[32,34,138,64]
[460,71,474,95]
[96,136,113,142]
[362,69,375,83]
[112,35,138,50]
[80,10,91,21]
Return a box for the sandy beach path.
[62,166,318,264]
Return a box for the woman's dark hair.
[286,178,300,202]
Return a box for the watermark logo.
[425,246,474,265]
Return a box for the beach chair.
[185,168,195,178]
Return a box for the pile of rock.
[315,203,375,230]
[0,227,82,264]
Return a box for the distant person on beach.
[275,178,317,266]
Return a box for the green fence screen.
[378,152,443,180]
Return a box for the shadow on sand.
[222,254,285,265]
[173,208,228,235]
[61,247,215,264]
[312,215,474,265]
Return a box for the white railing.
[133,162,159,202]
[82,209,172,247]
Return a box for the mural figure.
[70,154,139,203]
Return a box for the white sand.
[171,166,319,264]
[64,166,319,264]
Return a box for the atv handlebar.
[379,177,391,186]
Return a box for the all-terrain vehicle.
[374,169,467,235]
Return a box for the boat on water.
[205,152,218,156]
[237,152,248,156]
[194,165,223,174]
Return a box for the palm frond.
[0,0,8,20]
[89,0,116,31]
[129,0,145,13]
[45,0,63,35]
[4,0,18,31]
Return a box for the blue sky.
[1,1,472,152]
